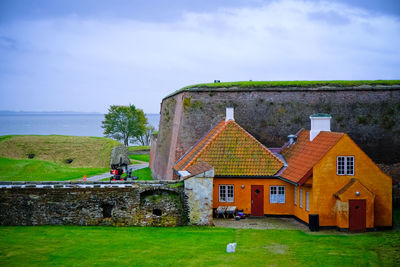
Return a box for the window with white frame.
[306,191,309,211]
[299,189,303,208]
[219,185,234,202]
[337,156,354,175]
[294,186,297,205]
[270,186,285,204]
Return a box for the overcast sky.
[0,0,399,113]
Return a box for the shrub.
[380,115,396,129]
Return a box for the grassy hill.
[0,135,120,168]
[0,135,121,181]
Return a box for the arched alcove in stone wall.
[139,189,184,226]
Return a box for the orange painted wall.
[334,181,375,229]
[213,178,295,215]
[293,185,313,224]
[313,134,392,227]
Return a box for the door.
[251,185,264,216]
[349,199,366,232]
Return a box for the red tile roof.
[280,129,344,184]
[186,161,213,177]
[174,120,284,176]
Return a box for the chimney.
[288,134,297,146]
[310,114,331,141]
[225,107,234,122]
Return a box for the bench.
[215,206,237,218]
[216,206,227,218]
[226,206,237,218]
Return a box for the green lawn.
[0,225,399,266]
[129,154,150,162]
[130,159,144,164]
[100,167,152,181]
[128,145,150,152]
[0,157,109,181]
[132,167,152,180]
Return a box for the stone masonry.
[0,181,188,226]
[184,169,214,226]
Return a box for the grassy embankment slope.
[166,80,400,98]
[0,208,399,266]
[0,135,120,181]
[183,80,400,89]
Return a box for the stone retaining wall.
[0,181,188,226]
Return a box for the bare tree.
[131,124,155,146]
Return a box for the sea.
[0,113,160,139]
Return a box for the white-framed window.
[299,189,303,208]
[294,186,297,205]
[306,191,309,211]
[270,186,285,204]
[219,185,234,202]
[337,156,354,175]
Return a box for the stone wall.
[151,86,400,180]
[151,96,179,180]
[0,181,188,226]
[184,170,214,225]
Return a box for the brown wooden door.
[251,185,264,216]
[349,199,366,232]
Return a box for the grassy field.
[130,159,144,164]
[129,154,150,162]
[0,224,399,266]
[100,167,152,181]
[132,167,152,180]
[0,157,109,181]
[0,135,120,181]
[128,145,150,152]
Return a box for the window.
[306,191,309,211]
[299,189,303,208]
[337,156,354,175]
[219,185,234,202]
[270,186,285,203]
[294,186,297,205]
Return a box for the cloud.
[0,0,399,112]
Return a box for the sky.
[0,0,399,113]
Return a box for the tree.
[102,105,147,146]
[131,124,155,146]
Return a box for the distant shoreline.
[0,111,159,116]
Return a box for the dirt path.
[214,217,309,231]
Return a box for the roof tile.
[280,130,344,184]
[174,120,284,176]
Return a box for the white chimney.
[310,114,331,141]
[288,134,297,146]
[225,107,234,122]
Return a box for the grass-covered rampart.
[166,80,400,99]
[0,135,120,181]
[0,135,120,168]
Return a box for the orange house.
[173,109,392,231]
